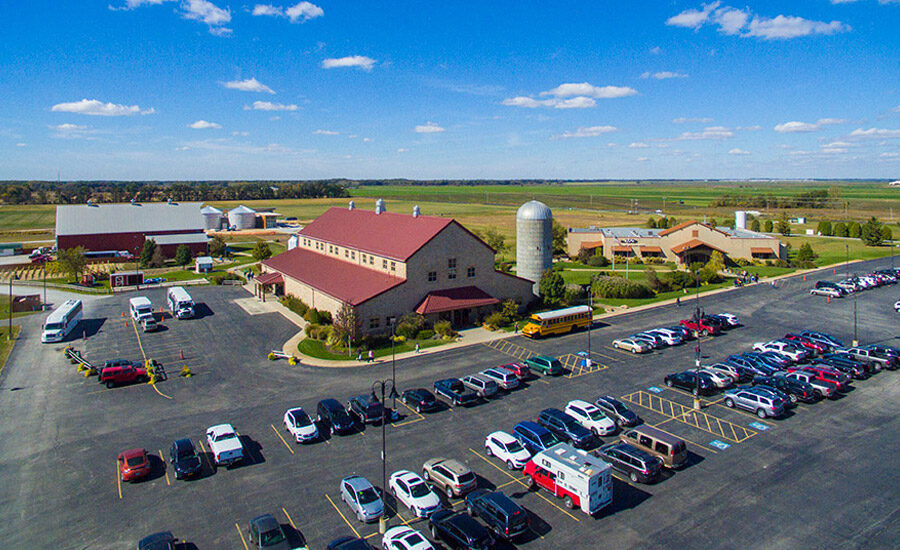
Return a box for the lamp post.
[371,378,398,534]
[42,266,47,310]
[390,319,397,409]
[8,274,18,341]
[693,272,702,410]
[846,244,858,346]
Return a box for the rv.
[166,287,195,320]
[523,443,613,515]
[41,299,83,343]
[129,297,155,322]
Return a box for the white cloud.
[208,26,232,36]
[554,125,617,139]
[629,142,650,148]
[675,126,734,140]
[396,148,408,153]
[15,143,26,147]
[231,131,249,136]
[666,1,720,29]
[50,123,97,139]
[649,46,661,55]
[189,120,222,129]
[554,97,597,109]
[848,127,900,138]
[667,2,850,40]
[540,82,638,99]
[252,4,281,16]
[673,117,714,123]
[880,152,899,158]
[821,147,847,154]
[53,123,88,131]
[636,157,649,162]
[892,105,900,112]
[321,56,376,71]
[414,122,445,133]
[182,0,230,26]
[746,16,849,40]
[313,129,339,135]
[713,7,750,35]
[728,148,750,155]
[363,137,373,142]
[641,71,688,80]
[245,101,298,111]
[737,125,762,131]
[115,0,174,8]
[823,141,852,148]
[252,2,323,23]
[774,118,845,133]
[222,78,275,94]
[175,146,191,151]
[51,99,154,116]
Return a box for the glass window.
[467,266,476,278]
[369,317,380,329]
[448,258,457,269]
[448,269,456,280]
[427,271,437,282]
[382,259,388,269]
[390,262,396,271]
[369,256,374,265]
[654,441,669,454]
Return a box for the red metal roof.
[415,286,499,315]
[750,247,775,255]
[611,245,632,253]
[262,247,405,306]
[671,239,725,255]
[255,272,283,285]
[299,207,455,261]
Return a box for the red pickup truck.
[679,317,721,337]
[99,365,149,388]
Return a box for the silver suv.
[423,458,478,498]
[461,374,498,398]
[723,388,785,419]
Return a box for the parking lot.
[1,260,899,549]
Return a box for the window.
[370,256,374,265]
[390,262,396,271]
[448,270,456,279]
[344,250,349,258]
[467,266,476,278]
[351,251,355,260]
[383,259,388,269]
[361,254,366,262]
[369,317,380,329]
[448,258,457,269]
[427,271,437,283]
[654,442,669,454]
[329,245,333,254]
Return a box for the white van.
[167,286,194,320]
[129,297,155,322]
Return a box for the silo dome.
[516,200,553,295]
[228,205,257,230]
[200,205,224,230]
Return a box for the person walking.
[368,349,374,362]
[415,343,420,354]
[676,296,681,307]
[357,351,362,362]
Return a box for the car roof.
[138,531,176,549]
[173,438,193,449]
[540,407,567,419]
[320,398,344,410]
[120,448,146,458]
[607,442,655,461]
[488,430,517,443]
[480,491,522,514]
[207,423,235,433]
[438,458,470,474]
[343,475,374,490]
[251,514,280,531]
[567,399,595,410]
[516,420,550,434]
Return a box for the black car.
[248,514,290,550]
[327,536,374,550]
[169,438,202,480]
[664,371,715,396]
[594,395,640,427]
[401,388,439,413]
[316,398,355,435]
[537,408,596,448]
[822,353,874,376]
[595,442,663,484]
[666,325,694,340]
[465,489,529,541]
[818,357,868,379]
[430,510,494,550]
[752,375,818,404]
[347,394,385,424]
[138,532,177,550]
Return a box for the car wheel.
[631,347,637,354]
[423,470,430,480]
[357,511,364,523]
[756,408,767,419]
[445,486,454,498]
[665,379,674,387]
[485,445,493,457]
[692,387,699,396]
[789,394,798,404]
[106,381,114,389]
[416,404,422,413]
[563,495,574,509]
[592,428,600,437]
[507,460,515,471]
[402,395,408,404]
[525,476,535,490]
[617,418,625,428]
[701,329,708,337]
[330,425,335,436]
[724,397,735,408]
[630,472,638,483]
[431,526,439,539]
[467,504,475,517]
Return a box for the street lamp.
[370,378,398,534]
[8,274,19,341]
[693,272,702,410]
[846,244,858,346]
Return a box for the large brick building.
[258,203,534,334]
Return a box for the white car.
[645,328,683,346]
[283,407,318,443]
[810,287,841,298]
[564,399,617,436]
[753,341,809,362]
[206,424,244,467]
[716,313,740,327]
[895,299,900,312]
[382,526,435,550]
[479,367,520,391]
[484,430,531,470]
[699,368,733,388]
[705,362,742,382]
[612,338,650,354]
[389,470,441,517]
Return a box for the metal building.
[516,200,553,294]
[227,205,257,230]
[200,205,224,230]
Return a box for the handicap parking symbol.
[749,422,770,431]
[709,440,730,450]
[648,386,662,393]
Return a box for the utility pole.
[693,272,702,410]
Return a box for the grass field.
[298,335,450,360]
[0,325,21,376]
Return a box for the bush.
[316,325,332,341]
[586,254,609,267]
[848,221,862,239]
[816,220,832,236]
[797,243,816,262]
[305,324,320,338]
[763,220,773,233]
[210,272,241,285]
[395,312,426,339]
[318,310,333,324]
[417,329,435,340]
[281,295,310,316]
[591,276,654,299]
[304,308,321,324]
[833,222,848,237]
[434,320,456,338]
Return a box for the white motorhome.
[523,443,613,515]
[41,299,83,343]
[129,296,155,322]
[166,286,194,320]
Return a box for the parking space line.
[648,422,717,454]
[325,493,362,538]
[496,478,521,490]
[130,316,174,400]
[468,448,580,522]
[235,523,249,550]
[712,403,775,426]
[159,450,170,485]
[622,391,755,444]
[282,507,297,530]
[270,424,295,455]
[392,400,426,428]
[384,499,413,527]
[116,462,122,499]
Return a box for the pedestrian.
[514,322,519,333]
[368,349,374,362]
[415,343,420,354]
[676,296,681,306]
[357,351,362,362]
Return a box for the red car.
[786,365,850,392]
[30,254,51,264]
[99,365,148,388]
[499,362,530,380]
[679,318,721,337]
[783,334,827,354]
[118,448,151,482]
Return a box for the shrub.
[763,220,773,233]
[434,320,455,338]
[180,366,192,377]
[816,220,832,236]
[318,309,333,325]
[576,247,594,264]
[210,272,241,285]
[833,222,848,237]
[395,312,426,339]
[417,329,435,340]
[774,259,789,268]
[848,221,862,239]
[281,295,309,316]
[316,325,332,341]
[797,243,816,262]
[305,323,320,338]
[586,254,609,267]
[304,308,321,324]
[591,276,654,299]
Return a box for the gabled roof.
[262,247,405,306]
[299,207,455,261]
[415,286,499,314]
[659,220,730,238]
[671,239,726,255]
[56,202,205,236]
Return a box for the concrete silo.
[516,200,553,295]
[200,205,224,230]
[734,210,747,230]
[227,205,257,230]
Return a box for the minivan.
[512,421,562,455]
[619,425,688,469]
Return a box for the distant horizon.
[0,178,897,185]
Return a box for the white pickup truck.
[206,424,244,467]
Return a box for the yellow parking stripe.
[282,507,297,530]
[130,318,173,400]
[325,493,361,538]
[116,461,122,499]
[235,523,249,550]
[392,400,426,428]
[621,391,755,444]
[271,424,295,455]
[159,450,170,485]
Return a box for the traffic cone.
[827,296,830,304]
[180,350,184,360]
[802,275,806,281]
[121,312,124,317]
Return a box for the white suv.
[484,431,531,470]
[564,399,616,436]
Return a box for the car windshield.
[539,431,561,447]
[290,411,311,427]
[606,399,627,414]
[404,533,426,545]
[358,488,379,504]
[43,322,64,331]
[409,481,431,498]
[126,456,144,467]
[505,440,525,453]
[215,432,236,442]
[260,527,285,546]
[175,446,195,460]
[587,410,607,421]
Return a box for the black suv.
[751,375,818,404]
[347,394,384,424]
[316,398,355,435]
[169,438,202,480]
[429,510,493,550]
[664,371,715,396]
[818,356,867,379]
[595,442,663,484]
[537,408,596,449]
[401,388,439,413]
[594,395,640,427]
[465,489,528,541]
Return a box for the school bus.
[521,305,592,338]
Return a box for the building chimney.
[412,205,420,218]
[348,200,355,210]
[375,198,386,215]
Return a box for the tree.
[140,239,157,267]
[538,268,566,307]
[667,217,678,228]
[56,247,87,282]
[708,217,718,228]
[645,266,661,291]
[209,236,227,258]
[861,217,883,246]
[848,221,861,239]
[880,225,893,243]
[646,217,657,229]
[797,243,815,262]
[749,218,761,232]
[332,302,362,344]
[252,241,272,261]
[149,245,165,268]
[776,213,791,236]
[816,220,832,236]
[833,222,848,238]
[763,220,774,233]
[551,220,567,255]
[479,227,507,253]
[706,250,725,272]
[174,245,192,266]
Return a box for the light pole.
[390,319,397,409]
[846,244,858,346]
[8,274,18,341]
[42,266,47,310]
[693,272,702,410]
[371,378,398,534]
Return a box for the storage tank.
[287,235,299,250]
[735,210,747,230]
[516,200,553,295]
[227,205,257,230]
[200,205,224,230]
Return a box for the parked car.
[498,362,530,380]
[820,353,874,377]
[663,371,715,396]
[784,334,829,354]
[665,325,694,340]
[537,408,596,449]
[611,338,650,354]
[863,344,900,370]
[564,399,616,436]
[206,424,244,467]
[169,438,202,479]
[316,399,355,435]
[248,514,291,550]
[423,458,478,498]
[138,532,178,550]
[461,374,499,398]
[752,375,818,404]
[799,330,845,350]
[595,442,663,484]
[484,431,531,470]
[698,368,733,388]
[784,370,837,399]
[819,358,867,379]
[644,328,683,346]
[752,341,810,362]
[434,379,478,407]
[401,388,439,413]
[895,299,900,312]
[465,489,529,541]
[810,286,842,298]
[706,362,752,383]
[680,317,721,336]
[512,421,562,455]
[429,510,493,550]
[723,388,785,418]
[630,332,661,349]
[479,368,520,391]
[99,364,149,388]
[340,475,384,523]
[348,394,385,425]
[523,355,563,376]
[118,448,151,482]
[715,312,740,327]
[752,351,793,370]
[381,526,434,550]
[389,470,441,518]
[787,365,850,392]
[843,346,897,371]
[283,407,319,443]
[328,537,373,550]
[593,395,640,427]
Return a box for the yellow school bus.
[522,305,592,338]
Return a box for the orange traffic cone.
[827,296,831,304]
[180,350,184,360]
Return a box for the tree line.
[710,189,840,209]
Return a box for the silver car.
[723,388,785,419]
[461,374,498,398]
[340,475,384,523]
[479,368,520,391]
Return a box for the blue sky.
[1,1,899,180]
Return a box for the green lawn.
[298,335,452,361]
[0,325,21,376]
[596,281,734,308]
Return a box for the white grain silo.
[516,200,553,295]
[735,210,747,230]
[228,205,257,230]
[200,205,224,230]
[287,234,299,250]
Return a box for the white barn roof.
[149,233,209,245]
[56,202,205,236]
